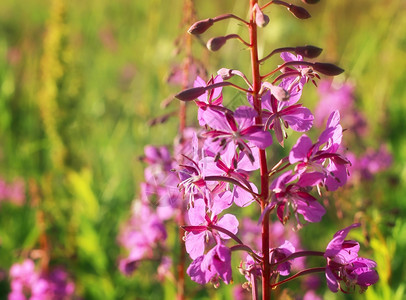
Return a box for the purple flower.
[271,171,326,228]
[324,223,379,293]
[177,152,208,207]
[203,142,259,207]
[270,240,295,276]
[184,192,238,259]
[8,260,74,300]
[44,268,75,300]
[347,145,392,182]
[289,111,350,191]
[280,52,319,88]
[0,178,25,206]
[193,75,224,126]
[303,290,322,300]
[259,86,313,146]
[117,201,167,275]
[315,80,355,126]
[203,106,272,161]
[187,242,233,286]
[238,253,262,285]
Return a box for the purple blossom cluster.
[118,1,381,298]
[0,178,25,206]
[176,68,369,291]
[8,259,75,300]
[170,0,380,295]
[117,145,180,276]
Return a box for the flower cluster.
[172,1,379,298]
[324,224,379,293]
[117,1,380,298]
[8,259,75,300]
[117,145,180,276]
[0,178,25,206]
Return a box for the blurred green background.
[0,0,405,299]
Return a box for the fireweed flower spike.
[169,1,378,298]
[324,224,379,293]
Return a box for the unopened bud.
[217,68,233,80]
[295,45,323,58]
[207,36,227,51]
[256,13,270,28]
[313,62,344,76]
[301,0,320,4]
[253,4,270,27]
[188,18,214,35]
[288,4,311,19]
[175,86,206,101]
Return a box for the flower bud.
[288,5,311,19]
[253,4,270,27]
[217,68,233,80]
[313,62,344,76]
[256,13,270,28]
[301,0,320,4]
[188,18,214,35]
[175,86,206,101]
[295,45,323,58]
[207,36,227,51]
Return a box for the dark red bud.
[301,0,320,4]
[288,5,311,19]
[175,86,206,101]
[207,36,227,51]
[188,18,214,35]
[313,62,344,76]
[295,45,323,58]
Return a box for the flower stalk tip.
[288,4,311,19]
[207,36,228,51]
[295,45,323,58]
[188,18,215,35]
[301,0,320,4]
[175,86,206,101]
[313,62,344,76]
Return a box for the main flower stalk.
[249,1,271,299]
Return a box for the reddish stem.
[269,250,325,269]
[176,2,195,299]
[249,1,271,299]
[270,267,326,288]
